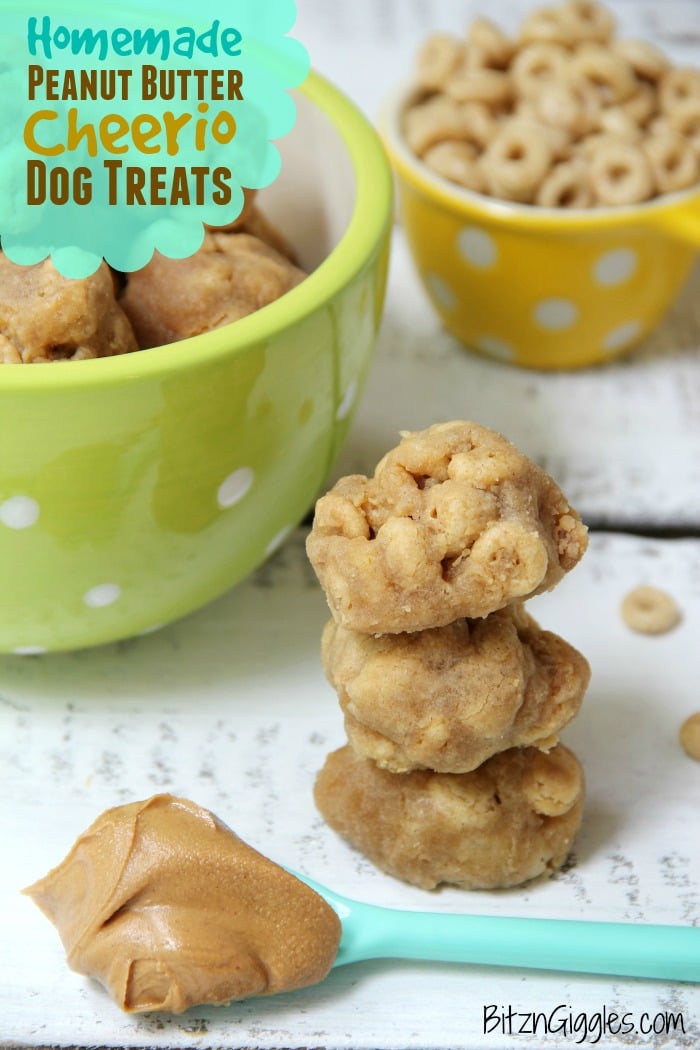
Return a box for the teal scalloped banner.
[0,0,309,277]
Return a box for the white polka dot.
[265,524,294,556]
[83,583,122,609]
[0,495,40,530]
[602,320,642,352]
[336,379,358,422]
[533,298,579,330]
[217,467,254,509]
[594,249,637,286]
[425,272,457,310]
[477,336,516,362]
[457,227,497,268]
[12,646,46,656]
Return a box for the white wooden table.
[3,2,700,1048]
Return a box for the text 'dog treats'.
[307,421,588,634]
[314,743,584,890]
[322,603,590,774]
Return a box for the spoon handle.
[328,893,700,982]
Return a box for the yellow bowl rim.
[382,81,700,233]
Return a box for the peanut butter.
[24,794,341,1013]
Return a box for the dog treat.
[238,206,300,263]
[24,794,341,1013]
[205,187,258,232]
[121,231,305,348]
[0,256,138,364]
[403,0,700,205]
[322,604,589,773]
[1,192,304,364]
[314,743,584,890]
[621,585,681,635]
[307,421,588,634]
[679,712,700,761]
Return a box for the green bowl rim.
[0,70,393,391]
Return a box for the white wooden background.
[3,2,700,1049]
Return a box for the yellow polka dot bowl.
[384,85,700,371]
[0,72,392,653]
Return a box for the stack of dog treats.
[307,421,591,890]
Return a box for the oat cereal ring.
[536,158,593,206]
[647,114,671,137]
[533,80,591,137]
[660,68,700,114]
[515,98,540,122]
[457,101,498,146]
[679,713,700,762]
[423,140,487,191]
[588,139,654,204]
[445,66,513,107]
[533,80,600,139]
[511,43,569,97]
[520,6,577,47]
[559,0,615,43]
[667,98,700,152]
[643,131,699,194]
[570,44,637,104]
[619,83,658,127]
[403,96,474,156]
[612,38,669,82]
[575,131,619,157]
[596,106,642,141]
[482,119,554,202]
[416,33,464,91]
[314,744,585,890]
[513,115,572,160]
[621,585,682,635]
[466,17,514,69]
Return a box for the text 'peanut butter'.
[24,794,341,1013]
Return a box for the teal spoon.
[295,874,700,983]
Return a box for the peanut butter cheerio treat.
[306,421,588,634]
[0,255,138,364]
[314,743,584,890]
[24,795,341,1014]
[121,231,305,349]
[322,603,590,774]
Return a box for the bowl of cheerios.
[0,71,392,653]
[383,0,700,370]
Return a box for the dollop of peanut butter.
[24,794,341,1013]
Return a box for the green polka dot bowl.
[384,84,700,371]
[0,72,392,653]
